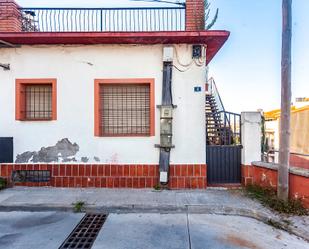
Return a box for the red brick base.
[0,164,207,189]
[290,154,309,170]
[242,164,309,208]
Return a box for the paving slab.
[0,211,83,249]
[91,213,308,249]
[93,213,189,249]
[189,214,307,249]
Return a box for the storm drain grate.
[59,213,108,249]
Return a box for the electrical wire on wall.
[172,45,207,72]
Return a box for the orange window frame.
[15,78,57,121]
[94,78,155,137]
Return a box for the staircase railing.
[207,78,241,145]
[207,77,226,114]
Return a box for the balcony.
[0,1,230,65]
[20,7,186,32]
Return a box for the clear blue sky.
[17,0,309,113]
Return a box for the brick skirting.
[290,154,309,170]
[0,164,207,189]
[242,163,309,208]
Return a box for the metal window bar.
[100,84,150,136]
[20,7,185,32]
[12,170,51,183]
[24,84,52,120]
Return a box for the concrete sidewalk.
[0,187,308,241]
[0,212,307,249]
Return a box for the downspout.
[156,44,206,185]
[156,52,176,185]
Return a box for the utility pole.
[278,0,292,201]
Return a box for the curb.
[0,204,308,242]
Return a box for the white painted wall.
[241,112,262,165]
[0,44,206,164]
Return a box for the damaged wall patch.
[15,138,79,163]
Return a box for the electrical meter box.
[160,119,172,135]
[160,106,173,119]
[163,47,174,62]
[192,45,202,58]
[160,135,173,148]
[156,105,175,149]
[160,171,168,183]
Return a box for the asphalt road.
[0,211,307,249]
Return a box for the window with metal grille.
[100,84,151,136]
[15,79,57,121]
[25,85,52,120]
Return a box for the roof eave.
[0,31,230,65]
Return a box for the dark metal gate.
[205,78,242,185]
[206,145,242,184]
[0,137,13,163]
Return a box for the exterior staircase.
[206,78,240,146]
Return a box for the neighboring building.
[264,98,309,169]
[0,0,230,188]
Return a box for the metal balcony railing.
[20,7,186,32]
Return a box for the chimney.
[185,0,205,31]
[0,0,22,32]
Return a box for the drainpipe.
[156,48,176,185]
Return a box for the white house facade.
[0,0,229,189]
